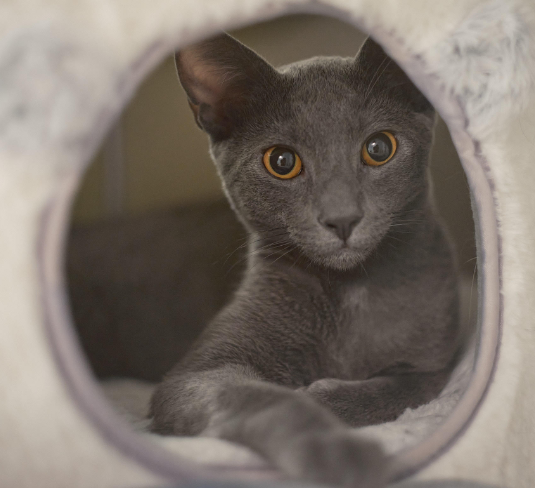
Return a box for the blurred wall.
[72,14,475,273]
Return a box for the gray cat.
[150,34,461,488]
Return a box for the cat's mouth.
[317,251,366,272]
[298,237,374,272]
[292,220,390,271]
[325,244,369,269]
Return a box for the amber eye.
[362,131,397,166]
[263,146,302,179]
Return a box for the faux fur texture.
[428,0,535,137]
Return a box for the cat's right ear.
[175,34,278,141]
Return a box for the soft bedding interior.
[100,276,477,466]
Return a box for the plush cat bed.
[1,0,534,487]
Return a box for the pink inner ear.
[180,50,232,107]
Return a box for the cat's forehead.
[279,57,356,96]
[278,56,353,74]
[269,57,413,137]
[277,56,410,116]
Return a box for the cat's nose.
[319,214,361,242]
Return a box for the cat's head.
[176,34,435,271]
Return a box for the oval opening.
[38,10,499,485]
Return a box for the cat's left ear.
[355,38,434,118]
[175,33,279,140]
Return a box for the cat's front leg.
[151,365,387,487]
[300,371,450,428]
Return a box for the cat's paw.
[303,378,345,394]
[299,378,366,426]
[301,378,350,407]
[280,429,387,488]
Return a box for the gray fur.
[151,34,460,488]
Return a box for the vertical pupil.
[270,149,295,175]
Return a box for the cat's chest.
[325,282,415,379]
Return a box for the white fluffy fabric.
[3,0,535,486]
